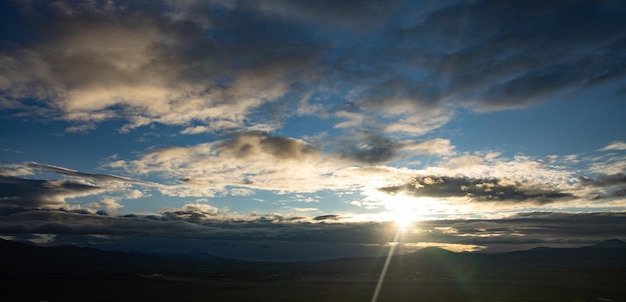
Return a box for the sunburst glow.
[382,195,441,230]
[394,210,414,232]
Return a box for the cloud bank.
[1,0,624,133]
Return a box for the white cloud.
[587,154,626,175]
[334,111,365,128]
[115,132,355,195]
[296,91,325,116]
[100,197,124,213]
[383,110,452,135]
[439,153,484,169]
[125,189,145,199]
[290,207,320,212]
[180,125,211,135]
[399,138,455,156]
[180,203,219,214]
[230,187,255,196]
[0,163,34,177]
[599,141,626,151]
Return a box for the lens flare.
[371,227,402,302]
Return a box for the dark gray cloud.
[0,176,103,213]
[0,208,387,244]
[336,133,450,164]
[0,209,210,235]
[579,173,626,200]
[216,132,319,161]
[1,208,625,259]
[410,212,626,252]
[0,162,159,214]
[580,173,626,187]
[248,0,402,29]
[590,189,626,200]
[341,0,626,112]
[379,175,574,204]
[314,214,341,221]
[339,133,398,164]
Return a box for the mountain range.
[2,238,626,275]
[1,238,625,301]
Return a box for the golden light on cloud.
[402,242,487,253]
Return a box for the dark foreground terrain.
[2,239,625,302]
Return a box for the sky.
[1,0,626,261]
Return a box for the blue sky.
[1,0,626,261]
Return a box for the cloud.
[230,187,255,196]
[339,133,398,164]
[383,110,453,135]
[599,141,626,151]
[580,173,626,187]
[252,0,401,29]
[180,125,211,135]
[439,154,484,169]
[216,131,319,161]
[1,0,623,135]
[0,163,34,177]
[400,242,486,253]
[158,203,221,223]
[579,173,626,200]
[335,1,626,118]
[109,130,459,199]
[399,138,454,156]
[408,212,626,252]
[587,153,626,175]
[314,214,340,221]
[379,175,574,204]
[125,189,145,199]
[0,176,104,213]
[98,133,621,214]
[408,0,626,111]
[0,162,161,214]
[86,197,124,213]
[1,206,625,259]
[334,111,365,129]
[0,209,212,236]
[115,132,355,195]
[0,0,313,132]
[338,133,451,164]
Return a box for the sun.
[383,194,427,231]
[394,210,414,232]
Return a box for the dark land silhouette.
[1,238,625,301]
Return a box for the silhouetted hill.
[0,238,246,275]
[2,238,626,277]
[592,238,626,248]
[2,239,626,302]
[500,240,626,267]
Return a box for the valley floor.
[4,267,625,302]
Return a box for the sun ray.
[371,227,402,302]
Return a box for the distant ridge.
[592,239,626,248]
[2,238,626,272]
